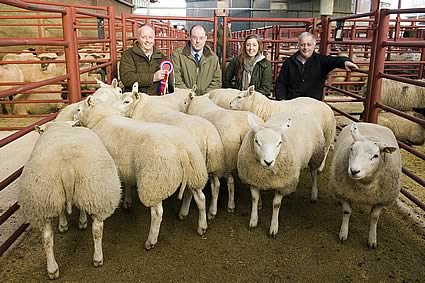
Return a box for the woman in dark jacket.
[223,34,272,96]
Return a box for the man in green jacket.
[172,25,222,96]
[120,24,174,95]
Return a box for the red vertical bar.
[366,9,390,123]
[320,16,329,101]
[222,15,227,69]
[62,6,81,103]
[121,12,127,51]
[108,6,117,82]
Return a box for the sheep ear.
[191,84,197,93]
[96,78,107,88]
[87,95,95,107]
[350,123,366,142]
[34,125,45,134]
[66,120,80,127]
[111,78,118,88]
[280,118,291,131]
[134,92,141,100]
[375,142,397,154]
[248,114,259,130]
[132,82,139,93]
[247,85,255,96]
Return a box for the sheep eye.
[372,154,379,159]
[277,141,282,147]
[254,139,260,145]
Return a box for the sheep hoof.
[48,268,59,280]
[79,221,88,230]
[178,212,187,220]
[310,198,317,204]
[207,213,216,220]
[368,242,378,250]
[123,200,132,209]
[339,237,347,244]
[94,259,104,267]
[227,207,235,214]
[248,224,257,230]
[58,224,68,233]
[197,226,207,236]
[144,240,155,251]
[268,232,278,239]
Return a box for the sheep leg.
[43,219,59,280]
[310,168,318,203]
[79,209,88,230]
[227,174,235,213]
[92,216,104,267]
[123,184,132,209]
[145,202,163,251]
[368,204,384,250]
[58,211,68,233]
[269,191,284,238]
[339,200,352,243]
[208,174,220,220]
[249,186,260,229]
[258,191,263,211]
[192,189,208,236]
[178,189,193,220]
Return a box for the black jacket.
[275,51,351,101]
[223,57,272,96]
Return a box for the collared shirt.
[191,48,203,62]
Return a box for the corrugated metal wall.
[186,0,355,31]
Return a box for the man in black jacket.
[275,32,358,101]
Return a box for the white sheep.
[17,120,121,280]
[329,122,401,249]
[55,78,122,121]
[207,88,240,109]
[237,112,326,237]
[76,97,209,250]
[230,85,336,171]
[186,93,264,213]
[377,110,425,145]
[121,83,225,219]
[380,78,425,111]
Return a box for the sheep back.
[86,113,208,208]
[18,123,121,229]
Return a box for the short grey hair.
[298,32,316,45]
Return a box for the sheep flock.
[12,80,418,280]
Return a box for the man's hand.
[153,70,166,82]
[344,61,359,71]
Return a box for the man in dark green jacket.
[120,24,174,95]
[172,25,222,96]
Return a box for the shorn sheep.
[17,121,121,280]
[237,112,326,237]
[230,85,336,171]
[121,83,225,219]
[329,122,401,249]
[76,97,209,250]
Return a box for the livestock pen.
[1,0,425,281]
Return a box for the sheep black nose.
[264,160,273,167]
[350,169,360,176]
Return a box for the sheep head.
[230,85,255,110]
[348,123,397,180]
[248,114,291,168]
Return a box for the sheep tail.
[61,168,75,215]
[178,179,187,200]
